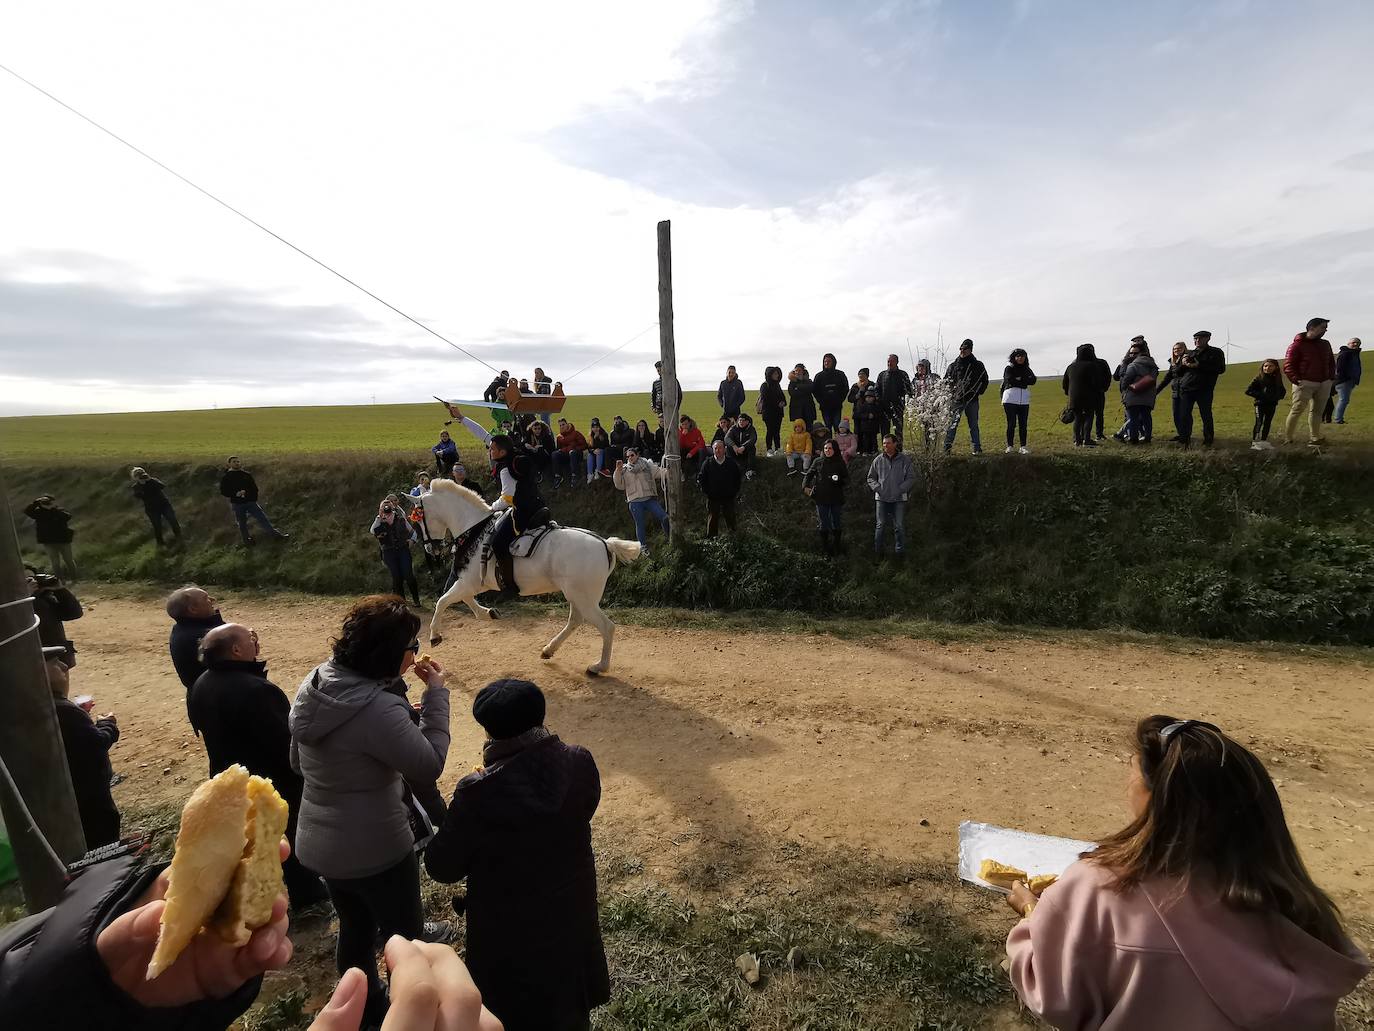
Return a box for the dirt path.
[72,588,1374,922]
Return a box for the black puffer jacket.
[804,453,849,506]
[944,355,990,406]
[22,502,73,544]
[425,735,608,1031]
[788,376,817,424]
[813,359,850,411]
[1176,345,1227,393]
[1062,344,1113,406]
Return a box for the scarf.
[481,725,554,768]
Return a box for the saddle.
[509,520,559,559]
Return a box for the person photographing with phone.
[371,496,421,607]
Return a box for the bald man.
[166,584,225,705]
[188,623,327,908]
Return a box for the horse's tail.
[605,537,642,570]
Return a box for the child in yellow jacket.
[784,418,813,475]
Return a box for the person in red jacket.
[1283,317,1336,446]
[678,415,708,474]
[552,419,589,489]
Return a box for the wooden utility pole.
[657,220,684,538]
[0,466,85,910]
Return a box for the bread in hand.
[978,858,1028,890]
[210,775,289,945]
[1028,873,1059,895]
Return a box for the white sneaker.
[586,473,594,484]
[1005,446,1013,454]
[1019,446,1029,454]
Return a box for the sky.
[2,0,1373,416]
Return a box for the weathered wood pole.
[657,220,684,537]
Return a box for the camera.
[382,504,394,514]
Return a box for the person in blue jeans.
[370,496,420,605]
[865,434,917,559]
[611,447,669,556]
[1334,337,1362,423]
[943,339,989,454]
[218,457,289,547]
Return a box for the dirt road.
[67,587,1374,925]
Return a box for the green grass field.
[4,361,1368,462]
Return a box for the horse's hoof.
[541,650,553,660]
[489,609,502,620]
[429,635,442,646]
[585,666,603,678]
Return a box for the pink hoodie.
[1007,859,1369,1030]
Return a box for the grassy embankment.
[5,363,1374,645]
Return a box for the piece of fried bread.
[210,775,289,946]
[978,858,1028,890]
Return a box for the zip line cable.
[561,321,659,383]
[1,61,514,374]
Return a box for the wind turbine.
[1225,327,1249,364]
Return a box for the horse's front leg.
[428,582,463,645]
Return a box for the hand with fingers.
[310,937,504,1030]
[96,839,294,1008]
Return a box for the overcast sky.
[2,0,1372,415]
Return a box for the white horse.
[418,480,641,675]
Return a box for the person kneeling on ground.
[1005,715,1369,1029]
[866,434,916,559]
[698,439,743,537]
[613,447,669,556]
[424,679,610,1031]
[803,438,849,555]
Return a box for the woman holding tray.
[1004,714,1368,1029]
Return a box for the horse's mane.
[428,479,490,508]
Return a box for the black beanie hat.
[472,679,545,739]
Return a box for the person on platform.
[46,657,120,849]
[218,458,289,546]
[483,370,511,403]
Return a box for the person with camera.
[1176,329,1227,448]
[130,466,183,546]
[23,494,78,581]
[219,457,290,546]
[371,496,421,607]
[28,566,83,668]
[612,446,670,555]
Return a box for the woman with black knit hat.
[425,679,609,1031]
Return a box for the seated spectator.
[29,567,81,668]
[130,467,182,547]
[410,471,432,497]
[46,657,120,849]
[523,419,556,473]
[23,494,78,581]
[678,415,707,473]
[1006,715,1369,1028]
[810,419,832,457]
[726,413,758,478]
[166,584,225,718]
[633,418,659,461]
[553,418,589,489]
[191,624,328,909]
[432,430,460,477]
[586,419,612,483]
[698,440,743,537]
[710,415,734,450]
[803,438,849,555]
[608,414,635,466]
[832,418,858,463]
[425,679,610,1031]
[613,447,670,555]
[784,418,813,476]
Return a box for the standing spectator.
[483,370,511,403]
[650,360,681,416]
[1118,340,1160,444]
[218,457,290,546]
[783,418,813,476]
[678,415,708,473]
[1089,346,1114,440]
[409,471,432,497]
[425,680,610,1031]
[866,434,917,559]
[813,352,850,431]
[552,419,588,488]
[371,497,421,606]
[1001,349,1037,454]
[698,439,744,536]
[191,623,328,909]
[912,357,940,398]
[1005,716,1369,1029]
[532,368,553,428]
[524,420,556,474]
[853,382,883,455]
[46,658,120,848]
[848,367,873,424]
[804,439,849,555]
[1110,336,1149,441]
[432,430,459,477]
[29,568,82,669]
[1062,344,1112,448]
[1176,330,1227,448]
[876,354,914,447]
[1155,340,1190,441]
[130,467,182,546]
[1334,337,1362,423]
[717,365,745,420]
[1283,318,1337,447]
[608,415,635,466]
[585,419,611,483]
[1246,359,1287,449]
[290,597,453,1027]
[613,447,670,555]
[759,366,788,456]
[726,413,759,478]
[943,338,989,455]
[788,364,817,427]
[633,418,659,461]
[22,495,78,581]
[833,417,859,463]
[166,584,224,697]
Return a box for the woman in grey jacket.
[290,595,452,1027]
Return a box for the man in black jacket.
[726,413,759,478]
[875,354,914,447]
[190,624,327,908]
[218,457,289,547]
[716,365,745,420]
[650,360,682,416]
[46,658,121,849]
[1176,330,1227,447]
[28,568,82,667]
[425,679,609,1031]
[698,439,744,536]
[166,585,225,725]
[942,339,989,455]
[813,352,850,432]
[23,495,78,581]
[483,370,511,402]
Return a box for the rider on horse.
[455,410,550,601]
